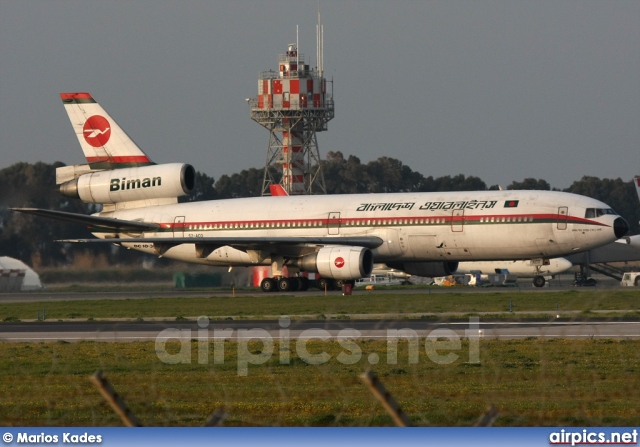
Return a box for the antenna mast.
[316,4,323,77]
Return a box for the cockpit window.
[585,208,617,218]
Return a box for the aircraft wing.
[59,236,383,248]
[11,208,160,232]
[11,207,383,256]
[58,236,384,257]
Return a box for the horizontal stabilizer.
[11,208,159,232]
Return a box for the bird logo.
[83,115,111,147]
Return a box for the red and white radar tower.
[249,24,333,195]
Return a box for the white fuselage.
[456,258,573,277]
[615,234,640,249]
[96,190,623,268]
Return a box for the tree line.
[1,155,638,268]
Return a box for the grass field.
[1,289,638,426]
[1,339,639,426]
[1,289,639,321]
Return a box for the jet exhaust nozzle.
[56,179,80,198]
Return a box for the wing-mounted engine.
[57,163,195,205]
[386,261,458,277]
[298,246,374,280]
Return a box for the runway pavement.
[1,319,639,342]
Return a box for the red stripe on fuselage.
[156,214,610,231]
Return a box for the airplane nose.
[558,258,573,271]
[614,217,630,239]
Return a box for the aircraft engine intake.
[57,163,195,204]
[298,246,374,280]
[386,261,458,277]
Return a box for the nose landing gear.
[532,275,546,288]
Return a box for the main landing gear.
[261,256,354,293]
[259,277,354,292]
[260,276,310,292]
[317,278,352,291]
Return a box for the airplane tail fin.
[269,184,289,196]
[60,93,153,170]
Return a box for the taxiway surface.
[1,319,638,342]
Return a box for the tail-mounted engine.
[298,246,374,280]
[57,163,195,204]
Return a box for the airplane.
[372,257,571,287]
[11,92,630,292]
[618,175,640,249]
[562,175,640,282]
[371,258,571,288]
[611,177,639,249]
[455,258,573,287]
[401,176,639,287]
[615,234,640,250]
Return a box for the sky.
[1,0,638,190]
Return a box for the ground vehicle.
[620,272,640,287]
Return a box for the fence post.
[360,369,412,427]
[90,370,142,427]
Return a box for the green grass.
[1,339,638,426]
[1,289,638,426]
[1,290,639,321]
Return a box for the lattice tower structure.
[249,43,334,195]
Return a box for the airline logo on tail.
[83,116,111,147]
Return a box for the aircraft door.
[557,207,568,230]
[451,209,464,232]
[173,216,185,238]
[327,212,340,235]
